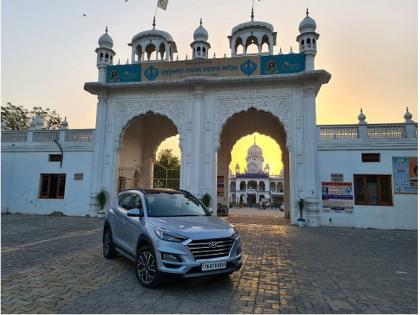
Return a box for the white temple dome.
[193,20,209,41]
[247,143,263,158]
[299,14,317,33]
[98,29,113,49]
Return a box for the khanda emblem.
[240,59,257,76]
[144,65,159,81]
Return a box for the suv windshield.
[144,192,210,217]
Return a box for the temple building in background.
[229,137,284,206]
[1,9,417,229]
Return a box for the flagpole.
[153,3,158,28]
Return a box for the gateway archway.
[117,112,180,191]
[217,108,291,220]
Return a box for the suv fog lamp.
[161,252,181,262]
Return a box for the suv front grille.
[187,237,234,260]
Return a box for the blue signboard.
[107,64,141,83]
[260,54,305,75]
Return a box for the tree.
[1,102,30,130]
[156,149,180,169]
[1,102,63,130]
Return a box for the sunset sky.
[2,0,418,173]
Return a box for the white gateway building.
[1,10,418,229]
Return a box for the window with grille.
[39,174,66,199]
[354,175,392,206]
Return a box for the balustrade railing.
[319,126,359,140]
[318,123,417,141]
[1,131,28,142]
[1,129,94,144]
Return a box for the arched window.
[159,43,166,60]
[247,181,257,190]
[240,181,246,191]
[245,36,259,54]
[277,182,284,192]
[230,181,236,192]
[145,43,157,61]
[105,53,109,59]
[306,38,311,47]
[100,53,104,58]
[203,47,206,53]
[259,181,265,191]
[261,35,270,53]
[235,37,244,55]
[197,47,201,52]
[270,182,276,192]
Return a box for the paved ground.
[1,212,417,314]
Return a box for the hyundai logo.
[208,241,218,248]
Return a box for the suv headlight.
[155,227,188,243]
[231,226,239,239]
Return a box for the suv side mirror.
[127,208,144,218]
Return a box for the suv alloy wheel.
[136,246,161,288]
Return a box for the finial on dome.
[251,7,254,21]
[358,108,367,124]
[200,18,203,26]
[152,16,156,29]
[404,106,413,123]
[105,26,108,33]
[306,8,309,16]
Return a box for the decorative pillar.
[302,87,321,227]
[90,92,109,217]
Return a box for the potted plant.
[96,189,109,219]
[201,193,211,208]
[297,198,305,227]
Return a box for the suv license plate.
[201,261,227,271]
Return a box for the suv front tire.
[136,246,162,288]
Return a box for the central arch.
[216,108,291,220]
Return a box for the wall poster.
[393,157,418,194]
[321,182,354,211]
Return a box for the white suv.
[103,189,242,288]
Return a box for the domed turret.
[98,32,114,49]
[193,19,209,41]
[60,117,69,129]
[296,9,319,71]
[299,14,317,33]
[358,108,367,124]
[228,9,277,57]
[404,107,414,123]
[130,17,178,62]
[95,27,116,82]
[191,19,211,59]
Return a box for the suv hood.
[147,216,234,240]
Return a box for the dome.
[299,12,317,33]
[98,28,113,49]
[193,20,209,42]
[231,20,274,37]
[247,144,263,158]
[131,28,177,52]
